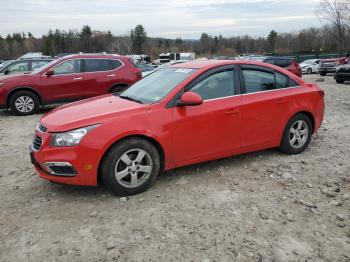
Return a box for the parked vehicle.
[159,53,180,64]
[30,60,325,196]
[0,54,142,115]
[180,53,196,61]
[0,60,16,69]
[18,52,51,60]
[0,59,53,75]
[300,59,320,74]
[137,63,157,77]
[142,60,186,77]
[319,57,350,76]
[334,63,350,83]
[250,56,302,77]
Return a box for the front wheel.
[320,72,327,76]
[336,79,344,84]
[9,90,40,116]
[279,114,312,155]
[307,68,312,74]
[101,138,160,196]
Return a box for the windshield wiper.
[119,95,143,104]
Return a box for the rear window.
[83,59,112,72]
[275,59,292,68]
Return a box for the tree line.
[0,0,349,60]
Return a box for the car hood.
[41,94,150,132]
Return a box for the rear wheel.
[336,79,345,84]
[9,90,40,116]
[101,138,160,196]
[320,71,327,76]
[279,114,312,155]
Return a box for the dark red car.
[0,54,141,115]
[252,56,302,78]
[30,60,324,196]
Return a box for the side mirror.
[176,91,203,107]
[4,69,10,75]
[45,70,54,77]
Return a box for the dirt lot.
[0,74,349,262]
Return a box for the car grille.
[321,62,336,67]
[32,135,42,151]
[38,123,47,133]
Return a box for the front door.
[41,59,83,103]
[171,66,241,165]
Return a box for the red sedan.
[30,60,325,196]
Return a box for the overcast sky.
[0,0,322,39]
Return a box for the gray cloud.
[0,0,321,38]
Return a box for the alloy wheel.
[114,148,153,188]
[15,96,35,113]
[289,120,308,149]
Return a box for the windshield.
[120,67,197,104]
[31,60,57,74]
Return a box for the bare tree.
[317,0,350,51]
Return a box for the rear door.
[82,58,122,97]
[239,64,296,150]
[40,59,83,103]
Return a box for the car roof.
[61,54,124,60]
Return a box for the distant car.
[300,59,320,74]
[334,63,350,83]
[211,56,235,60]
[0,59,53,75]
[0,54,141,115]
[137,63,156,77]
[30,60,325,196]
[0,60,16,69]
[143,60,186,77]
[250,56,302,78]
[319,57,350,76]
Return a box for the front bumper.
[29,130,100,186]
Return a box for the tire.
[9,90,40,116]
[110,85,128,95]
[279,113,312,155]
[101,138,161,196]
[320,72,327,76]
[336,79,345,84]
[307,68,312,74]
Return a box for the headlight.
[50,125,99,147]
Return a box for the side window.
[32,61,49,70]
[111,59,122,69]
[243,69,275,93]
[8,61,30,72]
[53,60,81,75]
[275,72,289,88]
[189,70,234,100]
[83,59,112,72]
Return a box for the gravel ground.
[0,74,349,262]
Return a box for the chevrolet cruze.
[30,60,325,196]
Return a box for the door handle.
[225,108,239,115]
[107,74,115,77]
[73,77,83,80]
[274,98,287,104]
